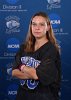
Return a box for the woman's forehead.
[32,16,47,22]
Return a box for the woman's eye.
[32,23,37,26]
[32,22,46,27]
[40,23,45,26]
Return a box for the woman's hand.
[20,65,25,72]
[20,64,38,80]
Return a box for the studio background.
[0,0,71,100]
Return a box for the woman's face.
[31,16,50,39]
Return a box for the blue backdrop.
[0,0,71,100]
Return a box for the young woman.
[12,11,61,100]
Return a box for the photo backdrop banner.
[0,0,71,100]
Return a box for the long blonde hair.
[24,12,60,52]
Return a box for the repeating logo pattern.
[0,0,71,100]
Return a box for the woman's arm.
[12,69,29,79]
[12,66,38,80]
[20,65,38,80]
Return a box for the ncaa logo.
[6,38,20,52]
[49,13,61,28]
[47,0,61,4]
[6,0,19,4]
[7,84,18,99]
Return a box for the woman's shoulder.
[45,41,56,51]
[46,41,59,56]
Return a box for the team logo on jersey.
[20,56,41,89]
[21,56,40,68]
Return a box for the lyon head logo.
[47,0,61,4]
